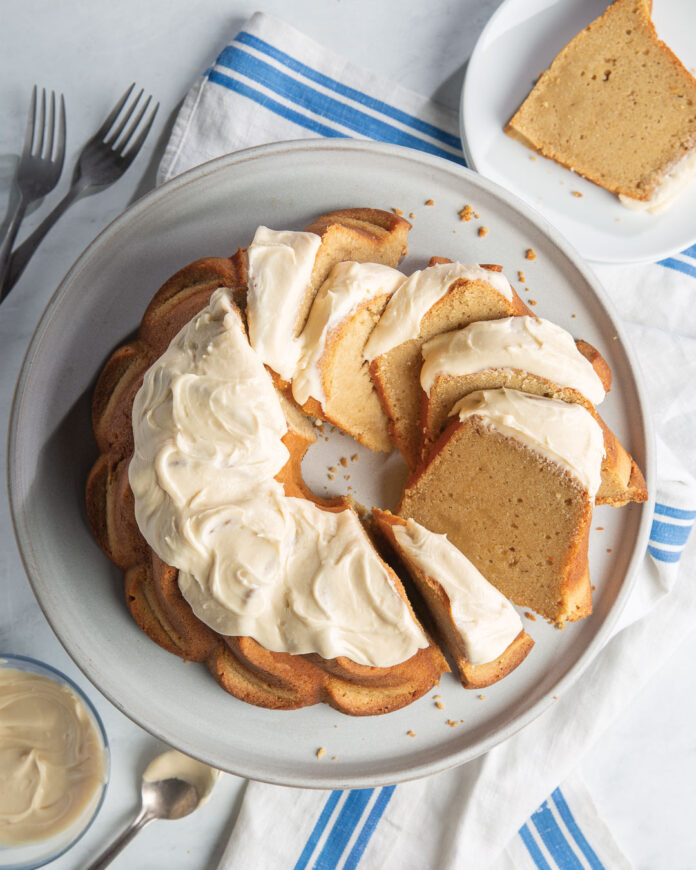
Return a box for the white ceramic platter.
[461,0,696,265]
[9,140,654,788]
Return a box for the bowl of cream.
[0,655,109,868]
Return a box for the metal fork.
[1,84,159,300]
[0,86,66,294]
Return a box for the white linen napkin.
[158,12,696,869]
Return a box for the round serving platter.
[8,139,654,788]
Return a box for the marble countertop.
[1,2,695,868]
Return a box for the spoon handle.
[83,806,154,869]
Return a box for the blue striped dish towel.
[157,12,696,870]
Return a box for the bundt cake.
[398,389,605,623]
[373,510,534,688]
[505,0,696,212]
[87,209,448,715]
[86,205,647,715]
[366,259,531,468]
[419,316,647,507]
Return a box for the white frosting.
[452,388,604,497]
[420,316,605,404]
[363,262,514,361]
[129,288,428,668]
[392,519,523,666]
[619,150,696,214]
[292,261,406,406]
[246,226,322,380]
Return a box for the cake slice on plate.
[505,0,696,212]
[373,510,533,688]
[398,388,605,624]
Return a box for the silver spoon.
[85,751,218,869]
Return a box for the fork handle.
[0,182,86,301]
[0,194,28,299]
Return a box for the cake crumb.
[344,474,351,481]
[425,199,435,206]
[433,694,441,700]
[478,226,489,237]
[607,548,613,553]
[331,756,338,761]
[530,155,537,162]
[334,724,339,728]
[435,701,444,710]
[409,212,416,220]
[554,621,566,631]
[328,466,337,473]
[478,694,486,701]
[340,457,348,467]
[327,473,335,481]
[571,190,583,198]
[553,695,559,700]
[596,526,604,531]
[518,270,526,283]
[351,453,359,462]
[316,747,326,759]
[458,204,474,222]
[407,730,416,737]
[392,207,404,216]
[571,313,577,318]
[528,299,537,306]
[445,719,459,728]
[525,248,537,260]
[524,611,536,621]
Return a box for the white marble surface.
[1,2,695,868]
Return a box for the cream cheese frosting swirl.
[364,262,514,361]
[420,315,606,404]
[129,288,428,667]
[453,388,605,497]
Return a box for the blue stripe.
[650,519,693,546]
[551,788,605,870]
[343,786,396,870]
[313,789,375,869]
[294,791,343,870]
[215,46,466,165]
[681,242,696,259]
[531,802,584,869]
[519,823,553,870]
[208,70,346,139]
[655,502,696,520]
[235,31,462,151]
[648,545,682,563]
[658,257,696,279]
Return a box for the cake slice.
[246,209,410,382]
[366,260,531,468]
[398,389,606,623]
[373,510,534,688]
[505,0,696,211]
[419,316,647,506]
[291,261,406,452]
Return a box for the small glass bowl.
[0,654,110,869]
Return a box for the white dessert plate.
[9,139,653,788]
[461,0,696,265]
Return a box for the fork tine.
[45,91,56,160]
[36,88,47,157]
[105,88,143,147]
[116,95,151,153]
[121,102,159,163]
[94,83,135,141]
[55,94,67,169]
[23,85,37,154]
